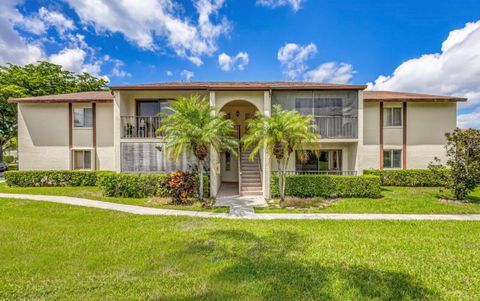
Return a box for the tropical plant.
[429,128,480,200]
[157,95,238,201]
[0,61,108,161]
[242,105,317,202]
[161,170,197,204]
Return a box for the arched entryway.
[217,100,262,197]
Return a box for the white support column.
[355,90,364,175]
[262,90,272,198]
[209,91,221,197]
[113,91,121,172]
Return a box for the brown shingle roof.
[8,91,113,103]
[110,81,368,91]
[364,90,467,102]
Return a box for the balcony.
[121,116,162,139]
[314,116,357,139]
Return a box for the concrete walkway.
[2,193,480,221]
[214,182,268,217]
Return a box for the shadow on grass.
[180,230,438,300]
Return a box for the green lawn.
[0,199,479,300]
[257,186,480,214]
[0,183,228,213]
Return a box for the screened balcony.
[272,90,359,139]
[314,116,358,139]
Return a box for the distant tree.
[0,61,108,161]
[430,128,480,200]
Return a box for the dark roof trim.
[363,90,467,102]
[110,81,368,91]
[8,91,113,104]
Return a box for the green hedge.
[271,174,381,198]
[97,172,210,198]
[364,169,449,187]
[4,170,112,187]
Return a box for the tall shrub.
[431,128,480,200]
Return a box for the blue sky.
[1,0,480,127]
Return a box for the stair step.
[241,186,262,191]
[242,179,261,184]
[241,191,263,196]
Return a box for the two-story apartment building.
[10,82,466,198]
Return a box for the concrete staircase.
[239,149,262,196]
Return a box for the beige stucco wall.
[96,103,115,170]
[406,102,456,168]
[358,100,456,171]
[17,103,70,170]
[18,102,115,171]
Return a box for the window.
[137,100,171,116]
[73,108,93,128]
[225,152,231,171]
[73,150,92,170]
[296,150,342,171]
[384,107,402,127]
[383,149,401,169]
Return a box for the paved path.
[1,193,480,220]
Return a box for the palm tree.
[242,105,317,202]
[157,95,238,201]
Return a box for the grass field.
[257,186,480,214]
[0,198,479,300]
[0,183,228,213]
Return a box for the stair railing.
[238,142,242,195]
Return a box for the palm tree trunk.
[277,158,285,203]
[198,159,204,201]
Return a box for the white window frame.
[383,107,402,128]
[73,107,93,128]
[383,149,402,169]
[72,149,93,170]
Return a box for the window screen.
[73,150,92,170]
[73,108,93,127]
[296,150,342,171]
[384,107,402,127]
[383,149,401,169]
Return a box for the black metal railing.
[314,116,358,139]
[121,116,162,139]
[273,170,358,176]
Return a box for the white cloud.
[38,7,76,34]
[48,47,102,76]
[458,108,480,129]
[109,59,131,78]
[181,69,194,81]
[66,0,230,65]
[0,0,45,65]
[166,70,173,76]
[218,51,249,71]
[368,20,480,111]
[277,42,354,82]
[256,0,303,11]
[303,62,354,83]
[278,42,317,79]
[188,56,203,66]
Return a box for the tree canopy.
[0,61,108,160]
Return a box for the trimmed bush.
[97,172,209,198]
[3,155,15,164]
[4,170,112,187]
[271,174,381,198]
[364,169,450,187]
[97,173,167,198]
